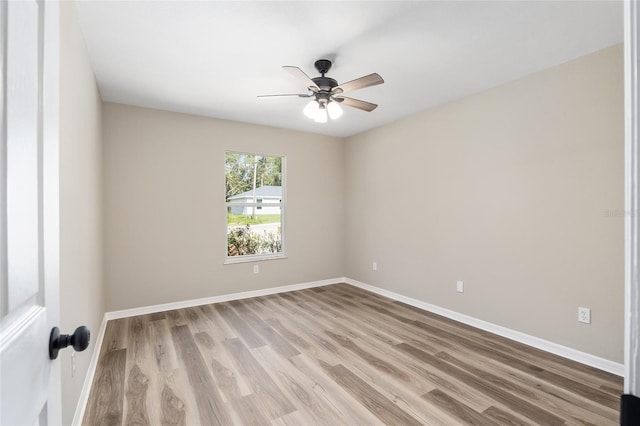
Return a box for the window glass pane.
[225,152,283,260]
[226,207,282,256]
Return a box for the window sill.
[224,253,287,265]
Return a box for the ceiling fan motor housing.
[312,76,338,91]
[314,59,332,75]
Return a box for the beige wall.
[103,103,345,311]
[345,45,624,362]
[59,2,104,424]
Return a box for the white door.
[0,0,61,425]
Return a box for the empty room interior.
[5,0,639,425]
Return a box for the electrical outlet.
[372,262,377,271]
[456,280,464,293]
[578,307,591,324]
[253,264,259,274]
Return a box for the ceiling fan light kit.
[327,101,343,119]
[303,99,319,118]
[259,59,384,123]
[314,104,328,123]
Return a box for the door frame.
[43,0,61,423]
[624,0,639,396]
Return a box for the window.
[225,152,285,262]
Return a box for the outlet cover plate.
[578,307,591,324]
[456,280,464,293]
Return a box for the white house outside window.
[225,152,285,263]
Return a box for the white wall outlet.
[372,262,377,271]
[253,264,259,274]
[578,307,591,324]
[456,280,464,293]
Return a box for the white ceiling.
[75,1,623,138]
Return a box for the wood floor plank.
[422,388,500,426]
[149,319,179,372]
[100,318,129,356]
[201,304,270,405]
[325,329,411,382]
[229,394,271,426]
[192,331,253,401]
[307,288,406,346]
[224,337,296,419]
[184,305,254,400]
[231,299,300,358]
[261,295,349,366]
[133,317,201,426]
[83,348,127,426]
[264,317,312,350]
[125,364,150,425]
[321,362,423,426]
[179,307,210,334]
[164,309,187,327]
[85,284,623,426]
[412,318,620,410]
[270,410,309,426]
[214,302,265,348]
[159,382,186,426]
[354,299,460,352]
[397,342,566,425]
[159,369,200,426]
[123,314,160,426]
[197,303,239,340]
[482,405,533,426]
[287,354,384,425]
[253,345,347,425]
[149,312,166,322]
[170,325,232,425]
[390,343,498,413]
[435,349,619,423]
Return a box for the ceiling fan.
[259,59,384,123]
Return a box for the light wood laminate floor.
[83,284,622,425]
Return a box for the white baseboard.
[72,313,108,426]
[344,278,624,376]
[105,277,344,320]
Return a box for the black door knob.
[49,326,90,360]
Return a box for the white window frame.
[224,151,286,264]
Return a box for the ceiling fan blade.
[257,93,312,98]
[283,66,319,92]
[335,96,378,112]
[333,73,384,94]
